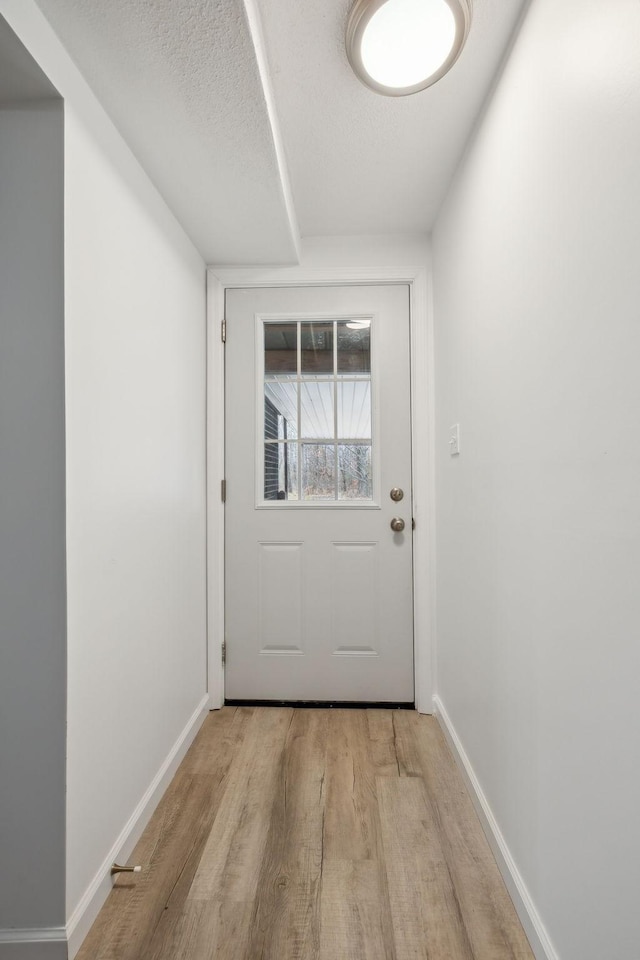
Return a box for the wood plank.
[320,860,394,960]
[188,707,293,902]
[392,712,535,960]
[163,709,257,909]
[392,708,423,777]
[366,709,400,778]
[181,706,253,776]
[378,775,475,960]
[366,709,394,742]
[246,709,328,960]
[321,710,396,958]
[145,900,254,960]
[323,709,378,861]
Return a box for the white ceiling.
[32,0,527,264]
[258,0,527,237]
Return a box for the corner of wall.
[433,696,558,960]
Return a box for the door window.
[262,318,373,502]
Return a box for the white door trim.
[206,264,435,713]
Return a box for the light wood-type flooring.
[77,708,534,960]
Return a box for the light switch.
[449,423,460,456]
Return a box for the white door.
[224,284,414,703]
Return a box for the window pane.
[338,444,372,500]
[262,317,375,503]
[300,380,334,439]
[337,321,371,374]
[264,442,298,501]
[265,322,297,375]
[301,322,333,375]
[265,380,298,440]
[302,444,335,500]
[337,381,371,439]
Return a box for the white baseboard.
[0,929,67,960]
[432,695,558,960]
[66,694,210,959]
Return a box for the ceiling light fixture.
[346,319,371,329]
[346,0,472,97]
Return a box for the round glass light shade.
[346,0,472,97]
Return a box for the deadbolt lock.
[390,487,404,502]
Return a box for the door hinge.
[221,641,226,665]
[221,479,226,502]
[221,319,226,343]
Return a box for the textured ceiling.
[32,0,527,262]
[33,0,299,264]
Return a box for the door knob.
[390,517,405,532]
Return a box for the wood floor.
[77,708,534,960]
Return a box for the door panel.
[225,284,413,702]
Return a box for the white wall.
[0,100,66,936]
[64,106,208,928]
[432,1,640,958]
[0,0,208,949]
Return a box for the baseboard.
[432,695,558,960]
[65,693,210,959]
[0,929,67,959]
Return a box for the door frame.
[206,262,435,713]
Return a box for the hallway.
[77,708,533,960]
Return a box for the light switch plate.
[449,423,460,456]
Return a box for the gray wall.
[0,99,66,929]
